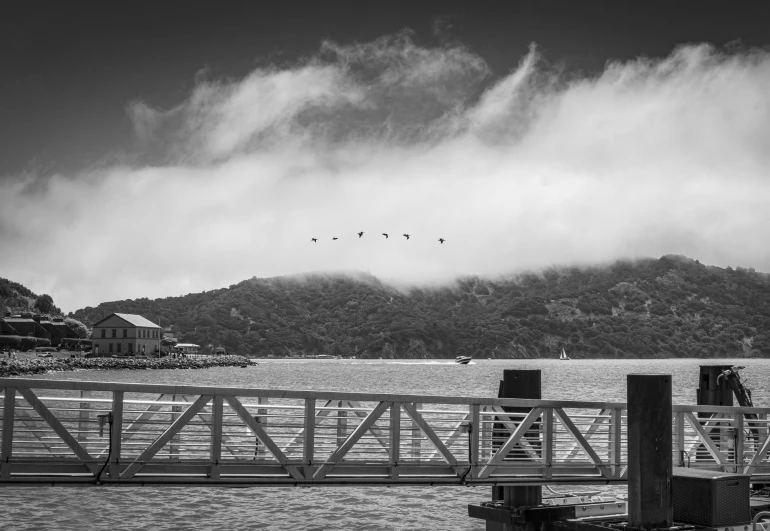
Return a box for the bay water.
[2,358,768,530]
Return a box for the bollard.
[627,374,672,528]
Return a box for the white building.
[91,313,160,356]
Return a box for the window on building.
[101,329,105,338]
[109,343,113,353]
[123,329,127,338]
[112,329,116,338]
[117,343,122,353]
[128,343,133,354]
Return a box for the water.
[2,358,768,530]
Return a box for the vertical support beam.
[735,412,744,474]
[470,404,480,480]
[1,388,15,479]
[337,400,348,448]
[542,408,553,480]
[480,405,491,462]
[78,390,91,443]
[109,391,123,480]
[257,397,268,459]
[627,374,672,529]
[209,395,222,479]
[303,398,315,477]
[170,395,181,459]
[411,403,421,458]
[673,411,685,467]
[611,408,624,477]
[390,403,400,479]
[490,369,541,531]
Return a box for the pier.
[1,376,770,487]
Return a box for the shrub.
[0,335,23,349]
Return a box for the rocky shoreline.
[0,355,253,377]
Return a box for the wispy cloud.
[2,34,769,311]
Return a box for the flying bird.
[403,234,410,240]
[332,237,338,240]
[358,232,364,238]
[311,238,317,243]
[438,238,445,244]
[382,233,388,239]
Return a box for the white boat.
[559,348,570,361]
[455,356,472,365]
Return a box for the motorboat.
[455,356,472,365]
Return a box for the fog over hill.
[64,256,770,359]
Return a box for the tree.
[34,294,55,314]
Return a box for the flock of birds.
[311,232,446,244]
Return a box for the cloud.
[2,35,770,311]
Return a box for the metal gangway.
[1,378,770,486]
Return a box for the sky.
[2,1,770,312]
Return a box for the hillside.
[68,256,770,359]
[0,278,61,316]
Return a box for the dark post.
[627,374,672,528]
[490,369,541,531]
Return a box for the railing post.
[390,403,400,479]
[611,407,624,477]
[480,405,491,462]
[78,390,91,443]
[736,412,745,474]
[170,395,180,459]
[337,400,348,448]
[303,398,315,477]
[1,388,15,479]
[257,397,268,460]
[470,404,480,480]
[210,395,222,480]
[109,391,123,480]
[673,410,685,467]
[411,403,421,458]
[542,407,553,480]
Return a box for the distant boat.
[455,356,472,365]
[559,348,571,361]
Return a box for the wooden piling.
[627,374,672,528]
[697,365,733,407]
[490,369,542,531]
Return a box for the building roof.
[175,343,200,348]
[92,313,160,328]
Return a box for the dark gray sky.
[3,1,769,175]
[2,1,770,312]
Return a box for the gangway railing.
[1,378,769,486]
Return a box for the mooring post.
[489,369,542,531]
[627,374,672,528]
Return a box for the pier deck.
[1,378,770,486]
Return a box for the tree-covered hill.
[1,277,61,317]
[68,256,770,359]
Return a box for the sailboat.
[559,348,570,361]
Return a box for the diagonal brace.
[120,395,212,479]
[18,388,98,475]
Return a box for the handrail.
[0,378,627,409]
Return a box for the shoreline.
[0,355,252,377]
